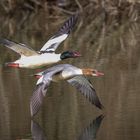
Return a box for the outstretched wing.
[67,76,103,109]
[0,38,39,56]
[40,14,78,53]
[30,65,65,117]
[30,78,51,117]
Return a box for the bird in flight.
[0,14,81,69]
[30,64,104,117]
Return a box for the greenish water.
[0,12,140,140]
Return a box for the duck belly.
[17,54,60,68]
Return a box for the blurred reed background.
[0,0,140,140]
[0,0,139,65]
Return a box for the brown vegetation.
[0,0,139,64]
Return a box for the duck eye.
[93,70,97,74]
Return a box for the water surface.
[0,12,140,140]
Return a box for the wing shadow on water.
[78,115,104,140]
[31,115,104,140]
[31,120,47,140]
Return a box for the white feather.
[36,76,43,85]
[62,68,82,79]
[40,34,68,51]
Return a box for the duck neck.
[60,53,66,60]
[62,69,83,80]
[57,53,62,61]
[82,69,93,76]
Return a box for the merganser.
[30,64,104,117]
[0,14,81,69]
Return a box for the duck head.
[60,51,81,60]
[82,69,104,76]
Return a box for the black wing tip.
[92,99,104,110]
[0,38,10,45]
[90,86,104,110]
[97,114,105,120]
[0,38,17,47]
[68,13,79,28]
[72,12,79,20]
[93,95,104,110]
[98,103,104,110]
[58,13,79,34]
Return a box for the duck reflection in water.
[78,115,104,140]
[31,120,47,140]
[0,14,80,69]
[31,115,104,140]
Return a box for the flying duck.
[30,64,104,117]
[0,14,81,69]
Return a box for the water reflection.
[0,3,140,140]
[31,115,104,140]
[78,115,104,140]
[31,120,47,140]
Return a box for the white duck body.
[15,53,61,68]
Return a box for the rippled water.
[0,13,140,140]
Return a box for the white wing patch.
[40,34,68,52]
[36,76,43,85]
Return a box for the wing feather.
[30,65,65,117]
[67,76,103,109]
[40,14,78,52]
[0,38,38,56]
[30,81,50,117]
